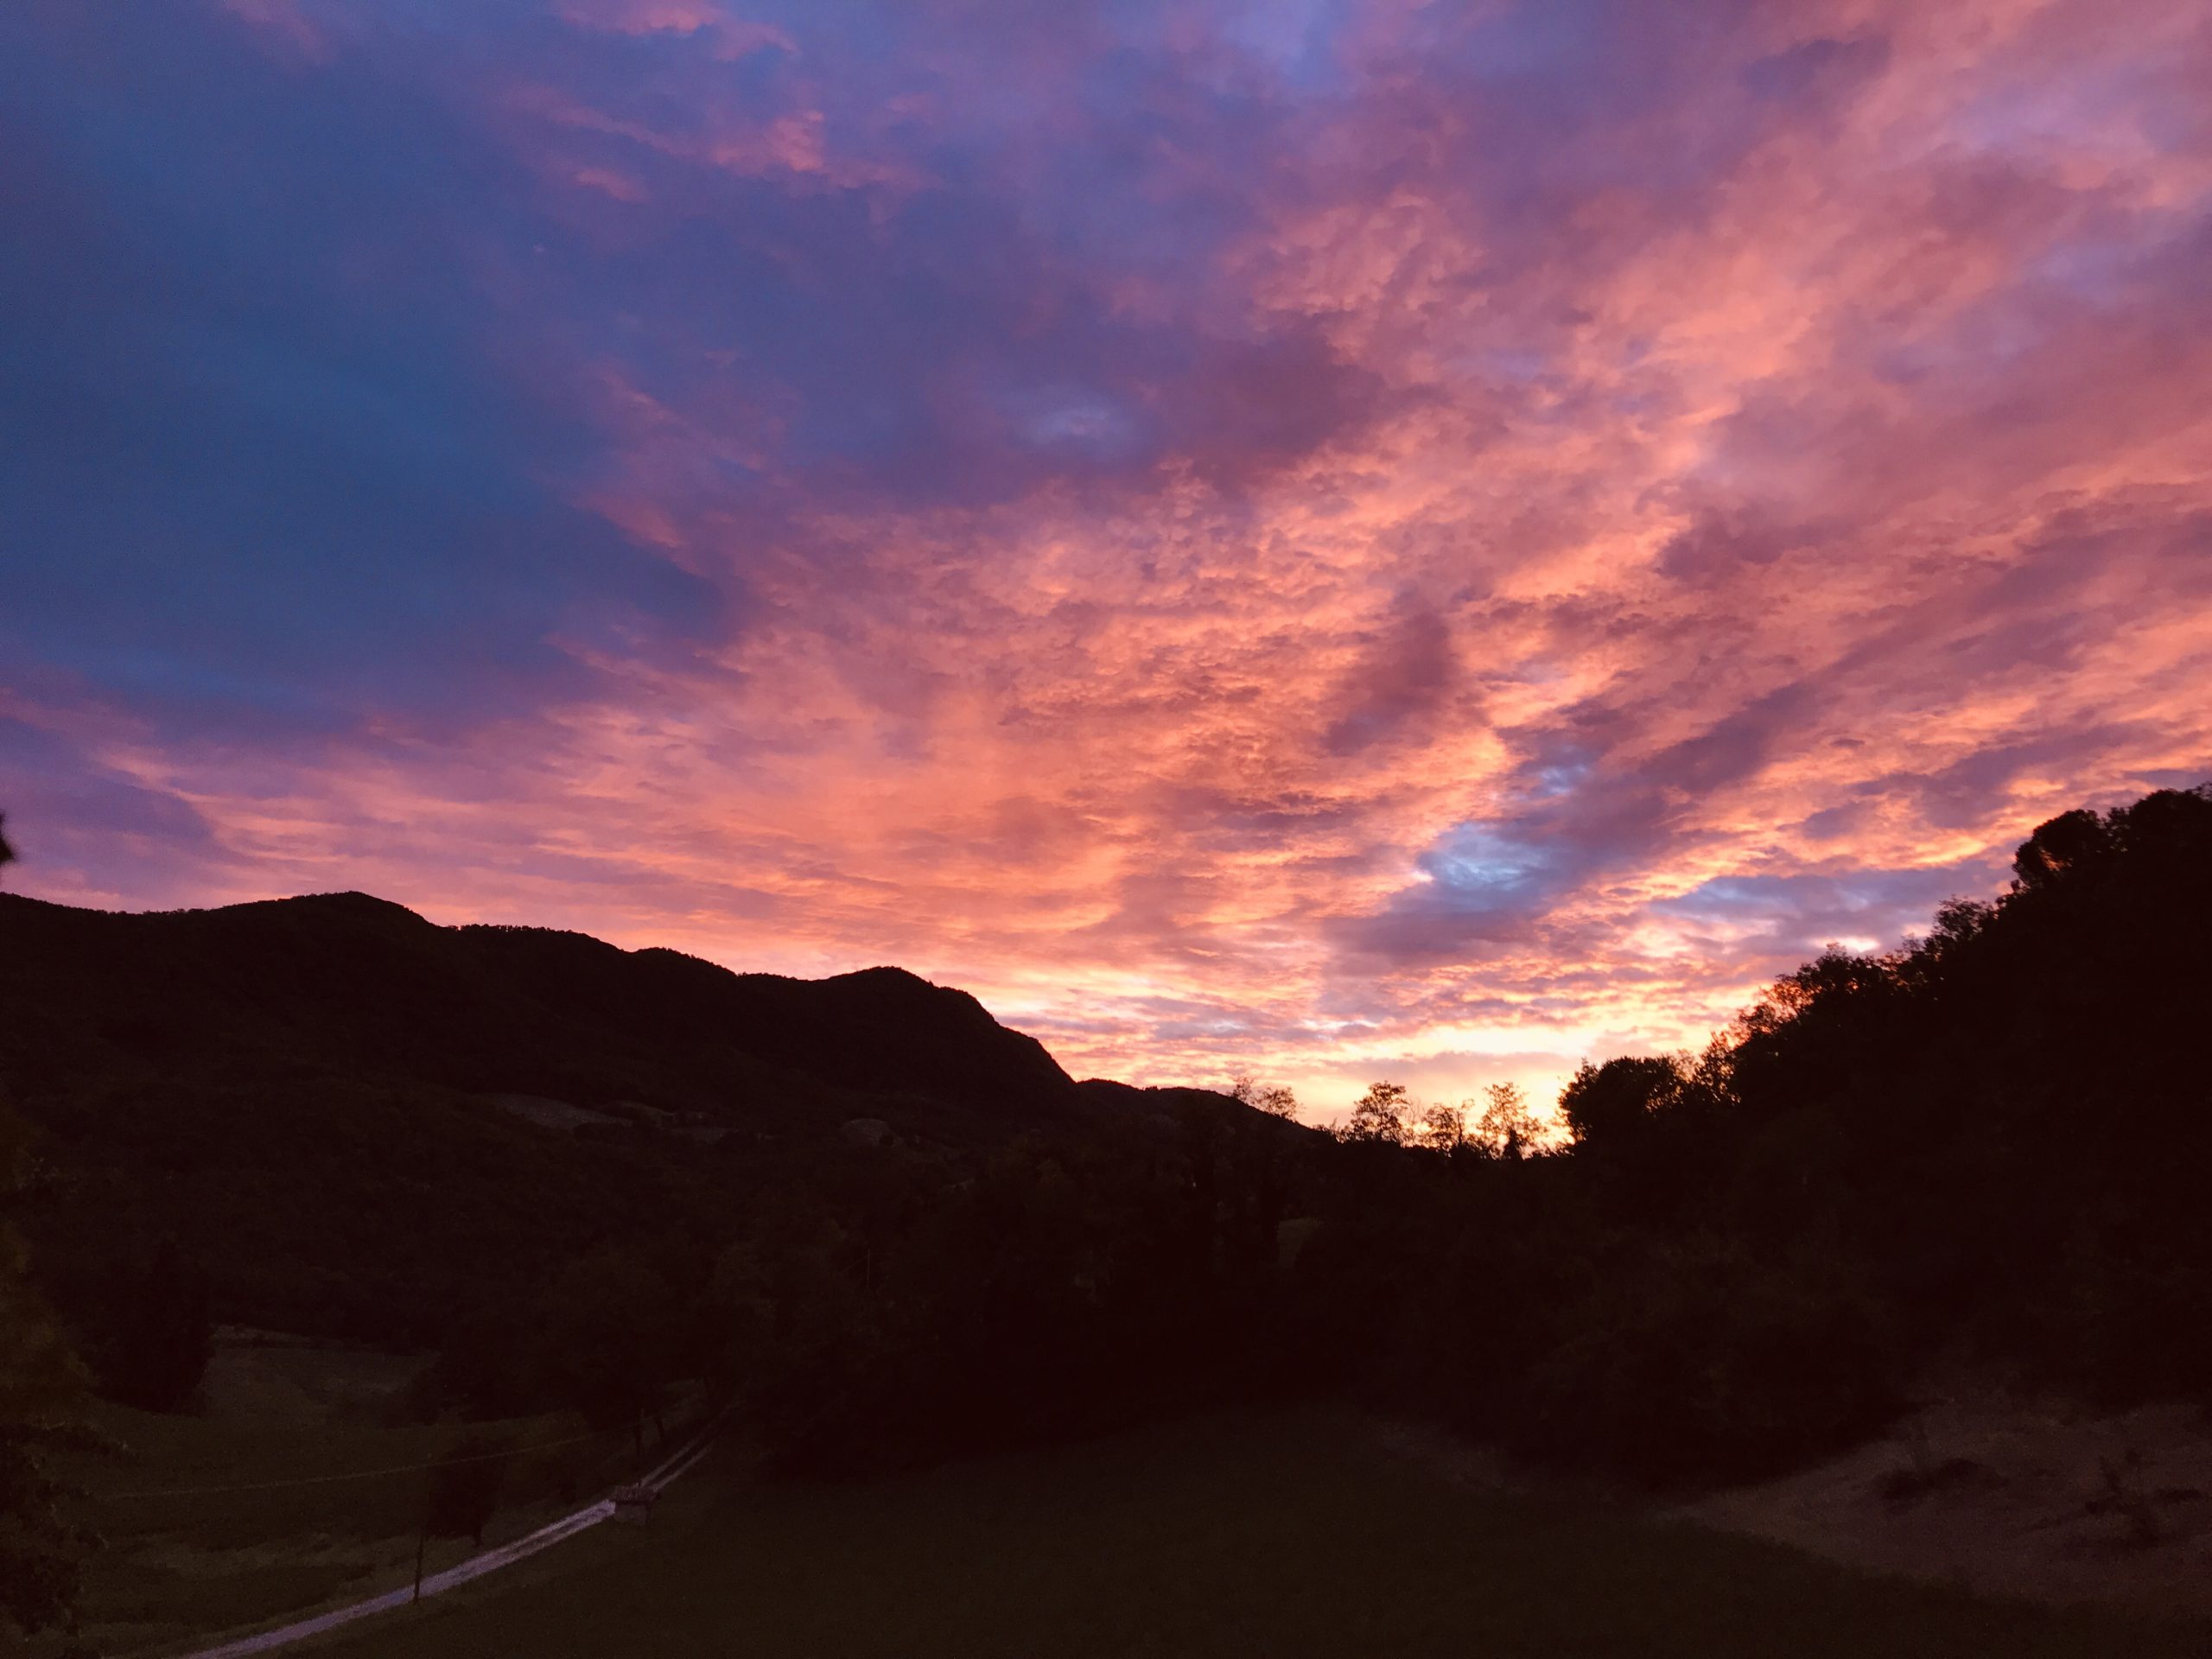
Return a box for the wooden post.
[414,1534,427,1602]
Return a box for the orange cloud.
[10,0,2209,1124]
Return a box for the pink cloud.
[11,0,2211,1124]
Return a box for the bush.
[1523,1235,1898,1484]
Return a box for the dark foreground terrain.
[311,1410,2208,1659]
[9,785,2212,1654]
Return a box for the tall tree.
[1472,1083,1543,1160]
[1418,1101,1465,1153]
[543,1249,682,1458]
[1558,1055,1684,1148]
[414,1431,510,1599]
[1229,1076,1300,1119]
[1338,1082,1412,1146]
[0,815,99,1649]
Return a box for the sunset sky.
[4,0,2208,1120]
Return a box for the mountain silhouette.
[0,889,1078,1134]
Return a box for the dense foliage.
[5,786,2208,1497]
[1291,785,2212,1478]
[2,818,99,1650]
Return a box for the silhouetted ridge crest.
[0,889,1077,1118]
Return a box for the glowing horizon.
[4,1,2209,1122]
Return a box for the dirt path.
[171,1431,717,1659]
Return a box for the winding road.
[175,1430,718,1659]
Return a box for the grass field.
[308,1408,2212,1659]
[43,1343,654,1657]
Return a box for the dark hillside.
[0,890,1087,1354]
[1076,1078,1247,1118]
[0,890,1077,1122]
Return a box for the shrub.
[1522,1235,1898,1484]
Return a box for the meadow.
[44,1341,650,1657]
[312,1408,2208,1659]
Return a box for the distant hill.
[0,890,1099,1345]
[1076,1077,1249,1116]
[0,889,1079,1129]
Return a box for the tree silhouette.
[1418,1101,1465,1153]
[1338,1082,1412,1145]
[1473,1083,1542,1160]
[0,814,99,1649]
[0,1114,97,1646]
[2012,806,2112,889]
[543,1249,683,1458]
[1229,1075,1300,1119]
[414,1431,510,1599]
[102,1237,212,1413]
[1559,1056,1683,1148]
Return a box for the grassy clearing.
[43,1344,652,1656]
[315,1408,2210,1659]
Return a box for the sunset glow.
[5,0,2209,1117]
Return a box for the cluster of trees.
[418,1092,1317,1477]
[1335,1079,1550,1156]
[1291,785,2212,1478]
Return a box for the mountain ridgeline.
[0,889,1077,1127]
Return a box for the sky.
[3,0,2209,1122]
